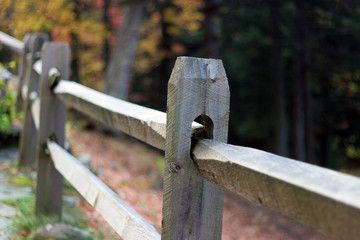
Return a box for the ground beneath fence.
[68,126,335,240]
[0,148,32,239]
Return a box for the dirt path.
[68,126,333,240]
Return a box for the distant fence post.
[15,34,31,112]
[18,34,48,167]
[162,57,230,239]
[35,43,70,217]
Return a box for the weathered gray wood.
[53,80,203,151]
[0,31,24,54]
[35,43,69,217]
[192,139,360,240]
[18,34,48,167]
[47,140,160,240]
[15,34,30,111]
[161,57,230,239]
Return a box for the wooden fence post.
[35,43,70,217]
[18,34,48,167]
[162,57,230,239]
[15,34,31,112]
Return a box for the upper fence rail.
[193,139,360,240]
[1,31,360,240]
[0,31,24,54]
[53,79,203,151]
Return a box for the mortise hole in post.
[191,114,214,165]
[194,114,214,140]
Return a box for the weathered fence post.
[18,34,48,167]
[162,57,230,239]
[15,34,31,111]
[35,43,70,216]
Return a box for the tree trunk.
[149,0,172,111]
[104,3,144,100]
[203,0,222,59]
[319,74,330,167]
[304,40,315,163]
[292,1,315,163]
[70,0,81,83]
[293,0,307,162]
[270,0,288,156]
[102,0,110,72]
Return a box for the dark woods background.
[220,0,360,169]
[1,0,360,170]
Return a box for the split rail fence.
[1,32,360,240]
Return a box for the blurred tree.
[70,0,81,83]
[0,0,106,89]
[292,0,309,162]
[312,0,360,168]
[104,1,145,100]
[221,1,273,150]
[221,0,360,169]
[132,0,204,110]
[203,0,222,58]
[0,0,12,34]
[102,0,111,68]
[270,0,287,157]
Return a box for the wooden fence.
[1,32,360,240]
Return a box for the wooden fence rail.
[0,31,24,54]
[1,31,360,240]
[47,140,160,240]
[53,79,203,151]
[193,139,360,239]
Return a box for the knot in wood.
[168,162,181,173]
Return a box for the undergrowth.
[1,194,105,240]
[0,163,105,240]
[0,62,23,134]
[1,196,56,239]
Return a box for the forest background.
[1,0,360,170]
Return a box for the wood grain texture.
[35,43,69,217]
[0,31,24,54]
[53,80,203,151]
[18,34,48,167]
[161,57,230,240]
[192,139,360,240]
[47,140,160,240]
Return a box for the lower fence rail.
[47,140,161,240]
